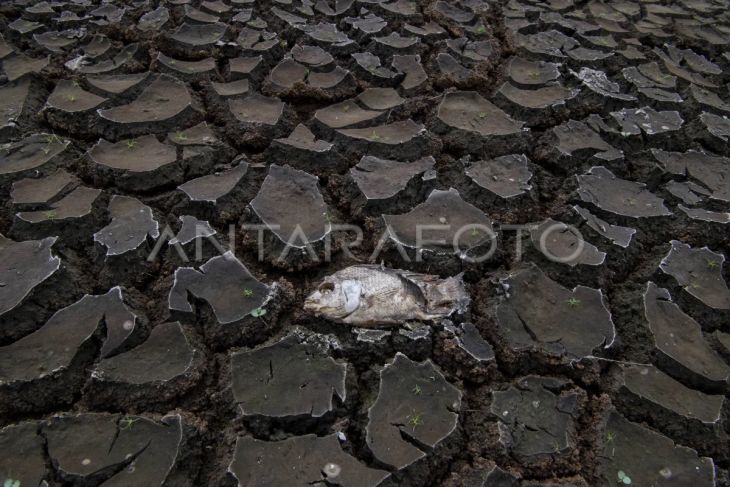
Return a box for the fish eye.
[320,282,335,294]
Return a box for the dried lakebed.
[1,0,730,486]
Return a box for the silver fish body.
[303,265,470,326]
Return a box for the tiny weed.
[323,211,333,223]
[476,25,486,34]
[44,210,57,220]
[280,39,288,48]
[477,112,487,119]
[407,411,423,431]
[567,297,580,307]
[251,307,267,318]
[242,288,254,298]
[45,134,62,145]
[4,479,20,487]
[529,71,540,79]
[125,139,137,149]
[175,131,188,141]
[707,260,719,269]
[470,227,480,237]
[343,104,350,112]
[617,470,632,485]
[412,384,422,395]
[370,132,381,141]
[120,417,140,430]
[66,94,77,102]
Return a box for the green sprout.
[625,197,637,206]
[606,431,616,456]
[470,227,480,237]
[707,260,719,269]
[120,417,140,430]
[323,211,333,223]
[529,71,540,79]
[690,281,701,289]
[567,297,581,307]
[280,39,288,48]
[4,479,20,487]
[407,411,423,431]
[250,307,267,318]
[125,139,137,149]
[175,131,188,141]
[617,470,632,485]
[45,134,62,145]
[476,25,486,34]
[242,288,254,298]
[66,94,77,102]
[44,210,57,220]
[342,104,350,112]
[412,384,422,395]
[370,132,381,141]
[477,112,487,119]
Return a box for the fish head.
[304,278,362,320]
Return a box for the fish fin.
[395,271,435,306]
[342,280,362,315]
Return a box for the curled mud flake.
[610,107,683,135]
[514,29,579,57]
[169,251,272,324]
[529,218,606,267]
[68,43,139,75]
[2,53,49,81]
[0,78,30,135]
[228,93,284,125]
[350,155,434,201]
[643,282,730,390]
[229,434,389,486]
[315,99,383,129]
[45,79,107,113]
[572,206,636,248]
[250,164,330,247]
[491,376,579,462]
[383,187,494,255]
[448,321,495,362]
[157,53,217,79]
[599,410,715,487]
[170,215,216,246]
[93,322,196,384]
[137,6,169,31]
[466,154,533,199]
[178,160,248,203]
[392,54,427,91]
[690,85,730,113]
[305,264,469,326]
[552,120,622,161]
[231,332,346,417]
[366,353,461,469]
[0,132,69,176]
[16,186,101,223]
[699,112,730,142]
[653,147,730,202]
[496,265,615,359]
[44,413,183,486]
[299,22,353,46]
[498,82,580,109]
[0,287,137,385]
[272,123,333,157]
[86,72,149,95]
[169,21,227,47]
[94,195,159,257]
[11,169,79,205]
[506,57,561,85]
[346,13,388,34]
[0,422,47,486]
[678,206,730,224]
[437,91,524,137]
[659,241,730,310]
[337,119,426,148]
[617,364,724,425]
[576,166,671,218]
[0,234,60,318]
[98,74,195,124]
[571,67,635,101]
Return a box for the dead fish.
[303,264,470,326]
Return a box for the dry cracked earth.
[1,0,730,486]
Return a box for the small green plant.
[528,71,540,79]
[251,307,267,318]
[323,211,333,223]
[605,431,616,456]
[242,288,254,298]
[125,139,137,149]
[707,259,719,269]
[370,132,381,141]
[412,384,422,395]
[44,210,57,220]
[477,112,487,119]
[175,131,188,141]
[343,104,350,112]
[407,410,423,431]
[280,39,288,48]
[625,197,637,206]
[567,297,581,307]
[4,479,21,487]
[616,470,632,485]
[72,79,81,88]
[476,25,486,34]
[45,134,62,145]
[66,94,77,102]
[690,281,701,289]
[120,416,140,430]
